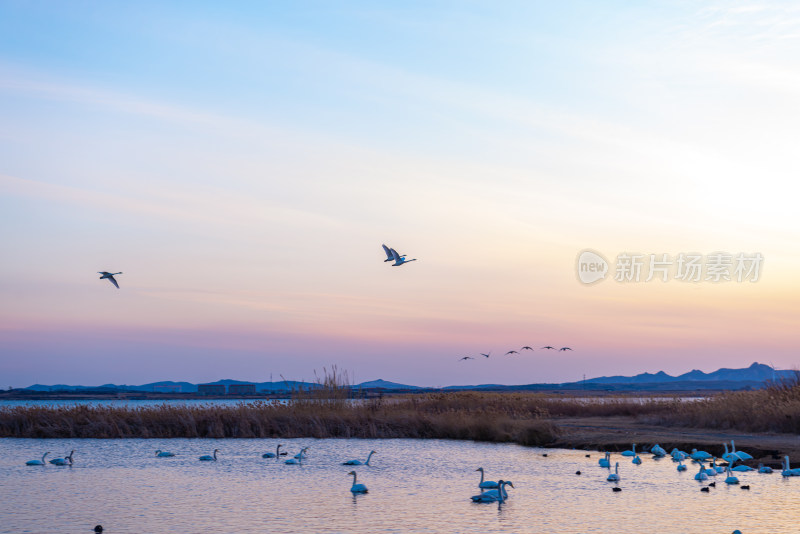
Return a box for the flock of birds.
[591,439,800,494]
[459,345,572,361]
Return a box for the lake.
[0,438,794,533]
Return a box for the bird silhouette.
[505,350,518,355]
[541,346,556,350]
[98,271,122,288]
[559,347,573,351]
[459,356,474,361]
[520,346,534,351]
[480,352,491,358]
[381,244,406,262]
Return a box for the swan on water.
[475,467,500,489]
[711,458,725,474]
[651,444,667,457]
[730,441,753,461]
[677,459,687,472]
[731,464,754,472]
[26,452,49,466]
[98,271,122,288]
[621,444,636,457]
[343,451,376,466]
[632,455,642,465]
[704,463,717,476]
[722,443,742,463]
[725,465,739,485]
[758,463,773,474]
[348,471,368,493]
[598,452,611,468]
[155,450,176,457]
[50,450,75,466]
[694,463,709,481]
[471,480,513,503]
[781,456,800,477]
[691,449,712,461]
[199,449,219,461]
[285,448,308,465]
[263,444,283,459]
[607,463,620,482]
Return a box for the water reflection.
[0,437,796,533]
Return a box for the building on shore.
[227,384,256,395]
[198,384,226,395]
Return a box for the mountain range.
[20,362,796,393]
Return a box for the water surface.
[0,438,793,533]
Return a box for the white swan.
[389,247,416,266]
[704,463,717,476]
[694,463,708,481]
[621,444,636,457]
[781,456,800,477]
[632,455,642,465]
[725,464,739,485]
[475,467,500,489]
[343,450,376,466]
[263,444,282,459]
[199,449,219,461]
[758,463,773,474]
[471,480,512,502]
[348,471,368,493]
[50,450,75,466]
[285,447,308,465]
[671,448,688,462]
[155,449,176,457]
[98,271,122,288]
[731,464,754,472]
[381,244,406,262]
[26,452,49,466]
[730,440,753,460]
[607,462,620,482]
[598,452,611,468]
[690,449,712,461]
[711,458,725,474]
[677,459,687,471]
[651,444,667,457]
[722,443,742,463]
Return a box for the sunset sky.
[1,1,799,388]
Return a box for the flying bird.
[98,271,122,288]
[381,244,405,262]
[390,247,416,266]
[480,352,491,358]
[559,347,573,351]
[505,350,518,356]
[520,346,534,351]
[541,346,556,350]
[459,356,474,361]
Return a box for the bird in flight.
[559,347,573,351]
[505,350,518,356]
[98,271,122,289]
[389,247,416,266]
[459,356,474,361]
[541,346,556,350]
[480,352,491,358]
[520,346,534,351]
[381,244,405,263]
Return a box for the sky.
[1,1,799,388]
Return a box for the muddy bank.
[549,416,800,467]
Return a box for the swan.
[671,448,688,462]
[781,456,800,477]
[98,271,122,288]
[155,449,176,457]
[725,464,739,485]
[263,444,282,459]
[758,463,773,474]
[730,440,753,461]
[285,447,308,465]
[343,450,376,466]
[704,463,717,476]
[632,455,642,465]
[598,452,611,468]
[471,480,513,503]
[475,467,500,490]
[607,462,620,482]
[651,444,667,457]
[722,443,742,463]
[199,449,219,461]
[731,464,754,472]
[381,244,405,262]
[389,247,416,266]
[621,444,636,457]
[50,450,75,466]
[677,459,687,471]
[26,452,49,466]
[711,458,725,474]
[691,449,712,461]
[348,471,368,493]
[694,463,709,481]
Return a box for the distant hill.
[20,362,796,393]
